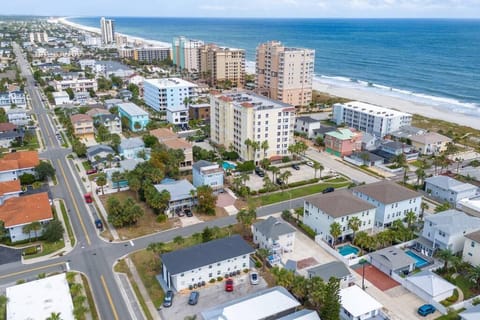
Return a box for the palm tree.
[329,222,342,247]
[244,138,252,159]
[420,202,429,217]
[251,141,261,162]
[270,166,280,182]
[29,221,42,239]
[261,140,269,159]
[240,172,250,186]
[347,217,361,242]
[111,171,123,192]
[22,224,32,241]
[96,173,107,195]
[437,248,454,270]
[313,161,324,179]
[415,168,426,186]
[291,275,307,302]
[405,211,417,230]
[282,170,292,187]
[468,265,480,289]
[455,157,464,173]
[128,175,141,200]
[256,248,269,271]
[46,312,62,320]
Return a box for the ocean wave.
[314,74,480,116]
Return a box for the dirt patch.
[354,263,400,291]
[297,257,319,270]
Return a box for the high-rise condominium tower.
[100,17,115,45]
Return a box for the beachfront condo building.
[256,40,315,107]
[210,91,295,164]
[133,47,171,63]
[144,78,198,125]
[172,36,204,72]
[29,32,48,43]
[100,17,115,45]
[199,44,245,89]
[332,101,412,138]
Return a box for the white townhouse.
[294,116,321,139]
[332,101,412,137]
[7,109,29,126]
[425,176,478,205]
[339,285,383,320]
[160,235,254,291]
[352,180,422,229]
[462,230,480,267]
[416,209,480,256]
[252,216,296,254]
[303,189,376,244]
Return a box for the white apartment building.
[100,17,115,45]
[256,40,315,106]
[210,91,295,163]
[303,190,376,244]
[143,78,198,125]
[53,78,98,93]
[352,180,422,229]
[332,101,412,137]
[160,235,254,291]
[172,36,204,71]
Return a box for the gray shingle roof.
[425,176,478,193]
[86,144,114,158]
[296,116,318,124]
[352,180,421,204]
[253,216,295,241]
[154,179,196,202]
[120,137,144,150]
[305,189,376,218]
[160,235,254,275]
[192,160,214,171]
[307,261,352,282]
[370,246,415,270]
[425,209,480,235]
[465,230,480,244]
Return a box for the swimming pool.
[338,244,360,256]
[406,250,429,268]
[222,161,237,170]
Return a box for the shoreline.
[56,17,480,130]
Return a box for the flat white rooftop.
[340,101,411,118]
[6,273,74,320]
[340,285,382,318]
[458,196,480,212]
[144,77,197,89]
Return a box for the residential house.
[252,216,296,256]
[189,103,210,122]
[94,61,134,79]
[410,132,452,155]
[352,180,422,228]
[372,140,419,162]
[86,145,115,169]
[119,137,149,160]
[462,230,480,267]
[0,151,39,182]
[361,132,379,151]
[86,108,110,118]
[93,113,122,135]
[370,246,416,276]
[312,125,336,140]
[53,78,98,93]
[74,92,90,105]
[415,209,480,255]
[457,196,480,218]
[404,270,456,303]
[0,179,21,205]
[0,123,23,148]
[52,91,70,105]
[192,160,224,192]
[324,128,362,157]
[0,91,26,110]
[346,151,384,167]
[104,98,123,110]
[117,102,149,132]
[339,285,383,320]
[154,179,196,215]
[425,176,478,205]
[70,114,94,140]
[294,116,321,139]
[307,261,354,289]
[459,305,480,320]
[7,109,29,126]
[160,235,254,291]
[0,192,53,242]
[303,190,376,244]
[389,125,427,140]
[118,89,133,100]
[202,286,311,320]
[150,128,193,169]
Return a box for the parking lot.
[159,272,268,320]
[246,164,320,191]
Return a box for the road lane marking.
[57,159,91,245]
[101,275,120,320]
[129,240,134,247]
[0,262,65,280]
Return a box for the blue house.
[192,160,224,193]
[119,137,150,160]
[117,102,149,132]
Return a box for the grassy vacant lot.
[99,190,177,239]
[257,177,350,206]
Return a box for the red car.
[86,169,97,175]
[84,193,93,203]
[225,278,234,292]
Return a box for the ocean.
[71,17,480,115]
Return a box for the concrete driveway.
[159,272,267,320]
[0,245,22,265]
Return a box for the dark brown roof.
[352,180,420,204]
[305,189,376,218]
[465,230,480,243]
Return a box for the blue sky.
[3,0,480,18]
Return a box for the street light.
[359,258,368,290]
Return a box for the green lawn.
[59,200,75,246]
[82,161,92,170]
[257,178,350,206]
[435,308,465,320]
[450,275,477,299]
[130,250,165,308]
[81,274,100,320]
[23,240,65,259]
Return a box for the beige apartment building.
[210,91,295,164]
[256,40,315,106]
[200,44,245,88]
[70,114,94,140]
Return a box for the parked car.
[86,169,97,175]
[306,161,314,167]
[276,178,285,185]
[292,164,300,170]
[417,304,435,316]
[94,219,103,230]
[255,167,265,177]
[84,193,93,203]
[184,208,193,217]
[188,291,200,305]
[225,279,234,292]
[322,187,334,194]
[250,272,259,285]
[163,290,174,307]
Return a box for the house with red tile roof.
[0,179,21,205]
[0,192,53,242]
[0,151,40,182]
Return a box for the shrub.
[298,221,316,239]
[156,214,167,223]
[237,160,255,172]
[243,268,249,273]
[23,246,38,256]
[282,156,291,163]
[209,278,216,283]
[217,276,223,282]
[255,261,262,268]
[472,297,480,306]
